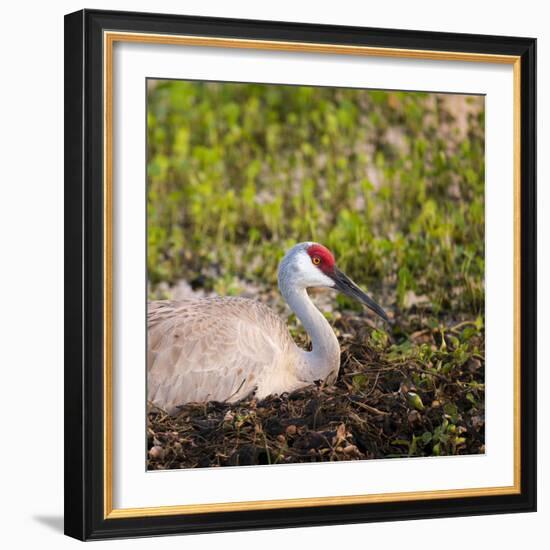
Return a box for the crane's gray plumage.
[147,242,388,414]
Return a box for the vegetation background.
[147,80,485,469]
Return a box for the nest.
[148,313,485,469]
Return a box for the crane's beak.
[331,267,390,324]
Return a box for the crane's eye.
[312,256,321,265]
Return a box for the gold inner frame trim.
[103,30,522,520]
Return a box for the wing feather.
[147,298,290,413]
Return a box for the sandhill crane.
[148,242,388,414]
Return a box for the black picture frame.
[64,8,537,541]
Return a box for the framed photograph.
[64,9,536,540]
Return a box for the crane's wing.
[147,298,287,413]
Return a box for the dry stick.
[348,411,368,425]
[386,359,452,382]
[449,320,480,333]
[348,398,389,416]
[363,370,382,398]
[409,364,452,382]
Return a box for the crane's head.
[278,242,389,323]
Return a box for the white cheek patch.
[295,251,336,288]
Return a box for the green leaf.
[352,374,368,392]
[407,392,425,411]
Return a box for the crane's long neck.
[282,286,340,383]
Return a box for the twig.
[348,398,389,416]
